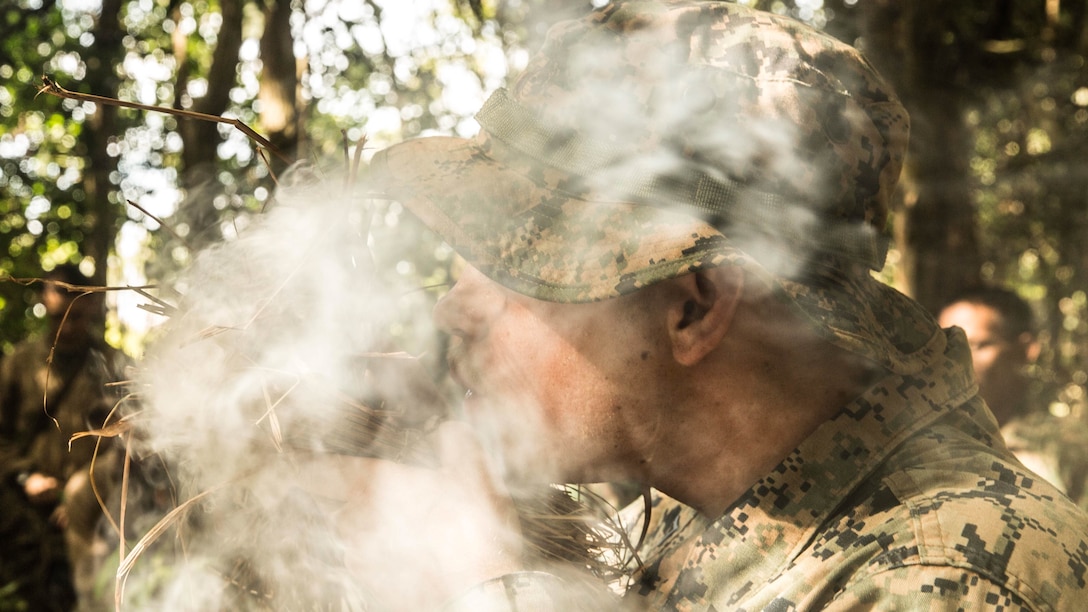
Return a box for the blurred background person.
[938,286,1088,508]
[0,264,125,612]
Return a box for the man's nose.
[432,264,505,338]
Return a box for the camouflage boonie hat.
[371,0,933,374]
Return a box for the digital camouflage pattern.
[369,0,918,374]
[1002,410,1088,510]
[617,327,1088,610]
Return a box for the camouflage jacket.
[449,327,1088,611]
[1002,409,1088,511]
[616,327,1088,611]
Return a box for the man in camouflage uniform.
[939,286,1088,509]
[0,265,122,611]
[363,1,1088,609]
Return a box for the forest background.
[2,0,1087,417]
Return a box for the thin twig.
[37,75,292,165]
[114,482,229,610]
[350,134,367,186]
[127,199,190,248]
[130,287,177,318]
[117,438,132,612]
[0,275,157,294]
[258,149,279,213]
[43,293,97,429]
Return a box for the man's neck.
[649,334,880,517]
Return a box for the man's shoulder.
[833,433,1088,609]
[1003,409,1088,447]
[0,338,49,378]
[1002,410,1088,508]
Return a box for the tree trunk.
[259,0,300,171]
[859,1,982,313]
[82,0,125,285]
[175,0,245,245]
[180,0,244,174]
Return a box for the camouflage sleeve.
[827,566,1035,611]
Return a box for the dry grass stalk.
[37,75,292,166]
[126,199,191,249]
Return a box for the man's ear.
[667,266,745,366]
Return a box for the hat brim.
[369,133,746,303]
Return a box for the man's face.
[432,264,669,487]
[938,301,1028,402]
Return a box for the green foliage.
[940,7,1088,414]
[970,75,1088,410]
[0,580,28,612]
[0,0,524,354]
[0,1,101,352]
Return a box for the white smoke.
[120,169,484,609]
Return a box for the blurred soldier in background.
[0,264,124,611]
[939,286,1088,508]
